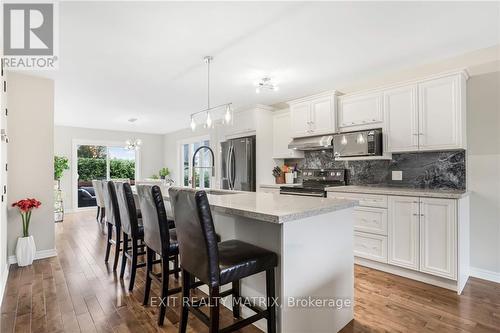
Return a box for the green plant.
[54,156,70,181]
[150,174,159,180]
[159,167,170,178]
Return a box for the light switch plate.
[392,171,403,181]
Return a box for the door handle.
[230,146,236,190]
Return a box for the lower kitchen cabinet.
[387,196,420,271]
[419,197,457,279]
[329,191,469,293]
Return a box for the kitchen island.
[162,189,358,333]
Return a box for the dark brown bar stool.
[136,184,184,326]
[102,180,122,271]
[114,182,146,291]
[169,187,278,333]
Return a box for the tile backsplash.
[285,150,466,190]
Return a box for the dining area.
[91,179,280,333]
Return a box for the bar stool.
[169,187,278,333]
[136,184,184,326]
[92,180,105,224]
[102,180,123,271]
[114,182,146,291]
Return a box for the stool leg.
[174,255,179,280]
[266,269,276,333]
[96,206,100,222]
[179,270,190,333]
[120,233,128,279]
[143,247,153,306]
[158,256,168,326]
[100,208,106,224]
[232,281,240,318]
[113,226,121,271]
[104,223,112,263]
[128,238,138,291]
[209,286,220,333]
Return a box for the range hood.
[288,134,334,151]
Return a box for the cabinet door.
[338,93,383,130]
[290,102,311,137]
[354,232,388,263]
[310,96,334,134]
[388,196,419,270]
[385,85,418,152]
[272,111,303,158]
[419,198,457,280]
[418,75,461,150]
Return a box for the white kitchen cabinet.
[418,75,466,151]
[288,91,338,138]
[388,196,420,271]
[419,197,457,280]
[384,85,419,152]
[354,232,388,263]
[353,206,388,236]
[272,110,304,159]
[310,96,335,135]
[290,102,311,137]
[338,92,383,131]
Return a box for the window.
[76,144,137,208]
[180,138,211,189]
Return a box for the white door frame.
[71,139,141,211]
[176,135,210,187]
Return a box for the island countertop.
[161,189,357,224]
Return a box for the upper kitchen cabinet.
[384,84,419,152]
[338,92,383,131]
[288,91,339,138]
[272,110,304,159]
[418,74,467,151]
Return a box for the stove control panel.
[302,169,346,182]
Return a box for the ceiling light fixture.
[255,77,279,94]
[125,118,142,151]
[190,56,233,131]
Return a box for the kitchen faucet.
[191,145,215,189]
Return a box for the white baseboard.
[470,266,500,284]
[0,263,10,303]
[8,248,57,265]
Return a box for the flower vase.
[16,236,36,267]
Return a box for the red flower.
[12,198,42,212]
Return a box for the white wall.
[7,73,55,257]
[54,125,165,210]
[0,56,9,299]
[467,71,500,275]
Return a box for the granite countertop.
[161,189,356,224]
[259,183,302,189]
[325,185,469,199]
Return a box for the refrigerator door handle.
[230,145,236,190]
[225,145,231,188]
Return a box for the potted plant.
[54,156,69,223]
[12,198,42,266]
[159,167,170,180]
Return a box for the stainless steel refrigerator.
[220,135,256,191]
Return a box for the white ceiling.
[39,1,500,134]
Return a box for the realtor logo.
[2,2,58,69]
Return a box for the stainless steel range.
[280,169,346,197]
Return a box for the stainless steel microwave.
[332,129,383,158]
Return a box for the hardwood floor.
[1,210,500,333]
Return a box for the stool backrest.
[105,181,121,228]
[101,180,114,225]
[168,187,220,287]
[136,184,171,256]
[92,180,105,208]
[114,182,140,238]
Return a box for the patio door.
[76,144,136,208]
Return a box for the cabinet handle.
[413,201,419,204]
[372,119,377,122]
[418,133,424,136]
[412,213,419,216]
[412,133,419,136]
[420,214,424,217]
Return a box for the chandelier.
[255,77,279,93]
[190,56,233,131]
[125,118,142,150]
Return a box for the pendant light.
[125,118,142,150]
[190,56,233,131]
